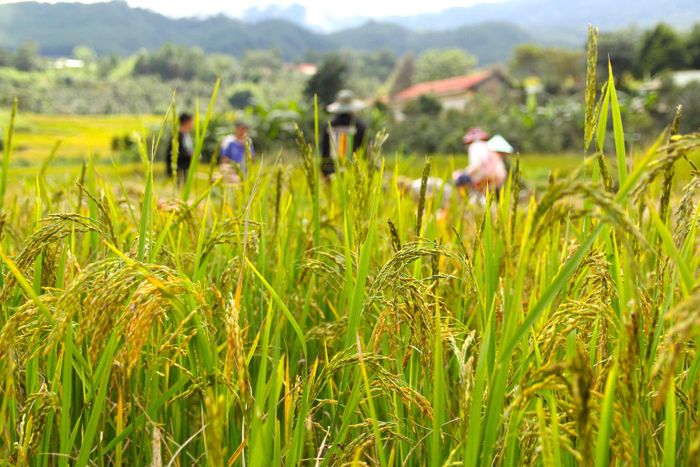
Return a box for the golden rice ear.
[415,157,432,237]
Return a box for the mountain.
[382,0,700,32]
[327,21,539,63]
[0,2,325,57]
[0,1,569,64]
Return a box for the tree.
[414,48,477,83]
[389,53,416,96]
[206,53,242,83]
[133,44,207,81]
[403,94,442,116]
[356,49,397,82]
[241,49,283,82]
[14,42,40,71]
[97,54,121,78]
[597,30,640,80]
[638,23,688,77]
[229,90,255,109]
[666,82,700,133]
[324,50,398,97]
[687,23,700,69]
[0,48,12,67]
[73,45,96,64]
[304,54,348,107]
[509,44,584,92]
[228,83,262,109]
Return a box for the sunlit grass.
[5,112,161,164]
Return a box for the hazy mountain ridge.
[0,1,561,63]
[362,0,699,32]
[239,0,698,33]
[1,0,695,63]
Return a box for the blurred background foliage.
[1,21,700,159]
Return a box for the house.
[671,70,700,87]
[282,63,318,76]
[295,63,318,76]
[53,58,85,70]
[640,70,700,92]
[391,69,513,118]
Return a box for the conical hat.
[487,134,514,154]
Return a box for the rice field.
[5,112,161,165]
[1,36,700,466]
[2,111,590,191]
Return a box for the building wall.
[439,92,473,111]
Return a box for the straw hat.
[327,89,366,114]
[462,127,490,145]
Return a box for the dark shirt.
[321,114,367,158]
[166,131,194,176]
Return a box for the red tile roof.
[394,70,496,102]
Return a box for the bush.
[658,82,700,133]
[403,95,442,117]
[384,102,567,155]
[382,91,691,155]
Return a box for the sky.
[0,0,498,26]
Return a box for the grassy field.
[7,109,698,188]
[1,57,700,466]
[4,112,161,165]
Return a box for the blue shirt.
[221,136,254,175]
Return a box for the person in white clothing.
[459,127,507,193]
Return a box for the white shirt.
[467,141,507,186]
[468,141,491,169]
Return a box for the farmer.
[320,89,367,178]
[219,120,254,184]
[166,112,194,186]
[455,127,507,195]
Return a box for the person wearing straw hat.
[320,89,367,178]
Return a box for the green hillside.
[0,1,567,63]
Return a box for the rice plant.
[0,34,699,466]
